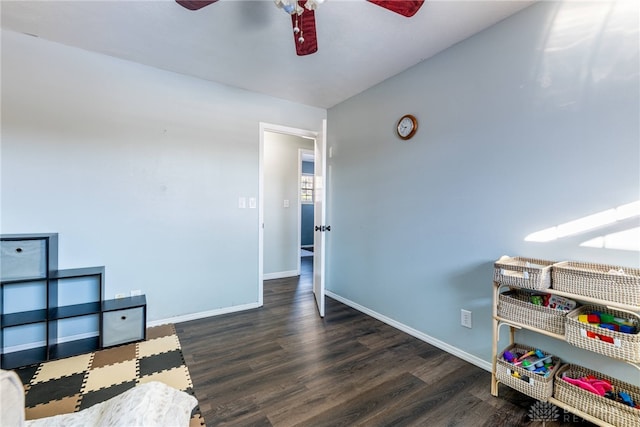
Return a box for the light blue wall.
[326,0,639,380]
[1,29,325,323]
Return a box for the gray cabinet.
[0,236,55,281]
[102,298,147,348]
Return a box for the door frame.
[258,122,318,307]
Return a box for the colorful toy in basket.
[501,348,557,378]
[561,373,640,409]
[577,310,638,335]
[529,293,577,311]
[544,294,577,311]
[562,375,612,396]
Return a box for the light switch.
[238,197,246,209]
[284,199,290,208]
[249,197,256,209]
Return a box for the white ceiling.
[1,0,535,109]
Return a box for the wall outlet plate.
[115,293,126,299]
[461,309,472,328]
[130,289,142,297]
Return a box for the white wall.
[263,132,313,278]
[1,29,326,322]
[326,0,639,381]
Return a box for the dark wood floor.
[176,257,592,426]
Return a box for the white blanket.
[2,370,198,427]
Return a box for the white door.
[313,120,327,317]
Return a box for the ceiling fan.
[176,0,425,56]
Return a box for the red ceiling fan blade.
[291,2,318,56]
[175,0,219,11]
[366,0,425,17]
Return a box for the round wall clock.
[396,114,418,140]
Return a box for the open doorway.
[259,121,326,316]
[258,123,317,301]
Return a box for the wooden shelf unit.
[491,280,640,427]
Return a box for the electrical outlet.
[461,309,472,328]
[130,289,142,297]
[115,293,126,299]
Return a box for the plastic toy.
[530,295,544,306]
[545,294,577,311]
[502,350,516,363]
[578,311,638,335]
[562,375,612,396]
[516,349,544,361]
[587,314,600,323]
[586,330,615,344]
[532,356,552,368]
[521,360,533,370]
[530,293,577,311]
[620,324,635,334]
[505,349,556,377]
[618,391,635,407]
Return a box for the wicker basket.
[497,290,570,335]
[552,261,640,307]
[496,343,560,401]
[554,364,640,427]
[565,305,640,363]
[494,256,556,290]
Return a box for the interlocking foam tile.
[138,365,193,391]
[14,364,39,391]
[190,413,206,427]
[146,323,176,340]
[78,380,136,411]
[16,326,205,426]
[82,359,138,393]
[139,349,185,377]
[90,343,137,369]
[31,353,92,384]
[137,334,181,358]
[25,373,85,407]
[25,394,81,420]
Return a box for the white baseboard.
[263,270,299,280]
[325,290,492,372]
[4,296,491,375]
[146,302,262,327]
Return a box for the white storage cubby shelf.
[490,256,640,427]
[1,233,147,370]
